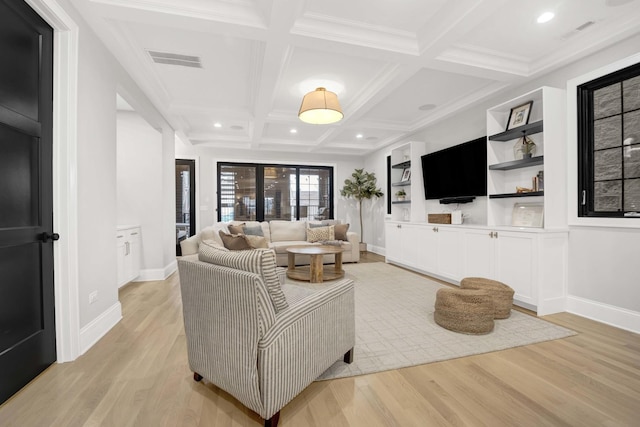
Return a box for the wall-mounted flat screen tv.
[421,136,487,201]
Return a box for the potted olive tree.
[340,168,384,252]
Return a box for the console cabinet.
[117,225,141,287]
[385,221,567,315]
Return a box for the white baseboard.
[566,295,640,334]
[79,302,122,355]
[136,260,178,281]
[368,244,385,256]
[536,296,566,316]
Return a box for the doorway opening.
[176,159,196,255]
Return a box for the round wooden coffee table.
[286,245,344,283]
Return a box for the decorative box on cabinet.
[117,225,141,288]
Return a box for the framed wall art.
[506,101,533,130]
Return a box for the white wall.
[174,143,367,235]
[365,34,640,332]
[117,111,165,275]
[51,0,175,356]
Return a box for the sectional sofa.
[180,220,360,266]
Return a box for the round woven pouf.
[460,277,515,319]
[434,288,495,335]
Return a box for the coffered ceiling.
[71,0,640,156]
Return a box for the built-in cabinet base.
[385,221,567,315]
[117,225,141,287]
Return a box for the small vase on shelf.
[513,136,536,160]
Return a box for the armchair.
[177,247,355,427]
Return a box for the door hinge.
[581,190,586,206]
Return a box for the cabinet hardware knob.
[489,232,494,238]
[397,224,401,228]
[494,232,498,238]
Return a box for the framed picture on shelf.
[511,203,544,227]
[401,168,411,182]
[506,101,533,130]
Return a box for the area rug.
[311,262,576,380]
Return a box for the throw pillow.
[243,225,264,236]
[334,223,350,241]
[244,234,268,249]
[306,225,335,243]
[321,219,341,226]
[219,230,252,251]
[308,222,324,228]
[228,223,245,235]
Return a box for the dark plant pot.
[523,153,533,158]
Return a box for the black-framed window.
[578,62,640,218]
[217,163,333,222]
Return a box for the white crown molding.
[292,12,419,56]
[340,63,404,121]
[89,0,267,29]
[437,44,531,77]
[191,140,253,150]
[188,132,251,143]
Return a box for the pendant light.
[298,87,343,124]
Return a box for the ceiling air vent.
[561,21,596,39]
[147,50,202,68]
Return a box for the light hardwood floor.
[1,252,639,426]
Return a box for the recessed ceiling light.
[537,12,555,23]
[356,133,363,139]
[213,122,222,128]
[418,104,436,111]
[290,128,298,134]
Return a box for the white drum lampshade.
[298,87,343,124]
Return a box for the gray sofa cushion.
[269,240,313,254]
[198,245,289,313]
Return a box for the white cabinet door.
[462,228,495,279]
[494,231,537,307]
[417,225,438,273]
[128,228,141,280]
[436,227,463,281]
[116,233,126,286]
[385,222,403,263]
[117,226,141,287]
[404,224,436,271]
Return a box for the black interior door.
[0,0,56,405]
